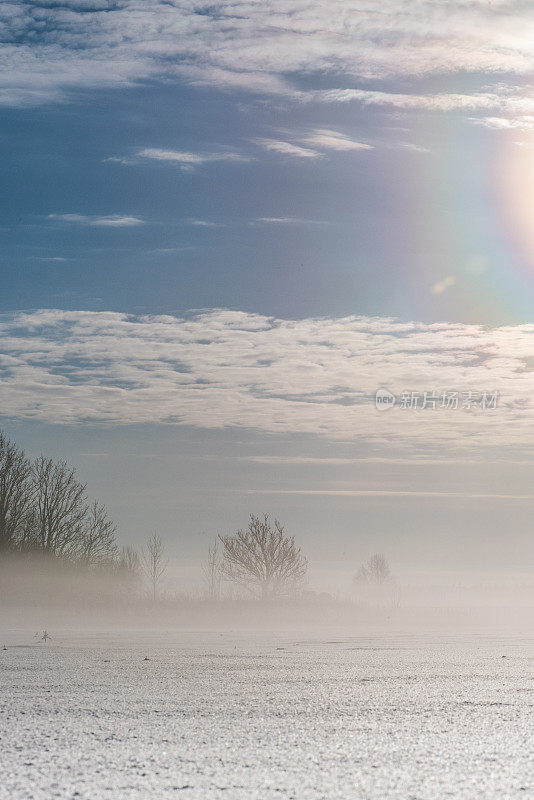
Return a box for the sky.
[1,0,534,588]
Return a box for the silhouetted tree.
[116,545,141,592]
[142,533,168,601]
[32,456,88,557]
[219,514,307,599]
[80,500,118,567]
[17,507,40,553]
[0,432,33,551]
[355,553,392,584]
[120,545,141,576]
[202,539,222,601]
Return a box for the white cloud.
[313,89,534,124]
[254,129,374,159]
[394,142,431,154]
[1,309,534,457]
[254,139,322,158]
[254,217,299,224]
[252,217,325,225]
[183,218,221,227]
[115,133,371,171]
[137,148,249,168]
[468,115,534,130]
[301,129,373,151]
[47,214,145,227]
[1,1,533,112]
[139,149,207,165]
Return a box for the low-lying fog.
[3,553,534,634]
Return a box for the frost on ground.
[1,631,534,799]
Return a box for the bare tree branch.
[31,456,88,558]
[0,432,33,551]
[80,500,118,567]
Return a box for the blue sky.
[3,70,534,323]
[1,1,534,586]
[5,80,449,320]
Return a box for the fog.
[4,551,534,637]
[2,432,533,800]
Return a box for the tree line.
[1,430,391,601]
[0,431,141,589]
[0,432,309,599]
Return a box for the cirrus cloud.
[254,139,322,159]
[47,213,145,227]
[300,129,373,151]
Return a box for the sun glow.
[497,132,534,274]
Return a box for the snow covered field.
[2,631,534,799]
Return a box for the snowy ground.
[2,631,534,799]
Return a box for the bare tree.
[202,539,222,601]
[219,514,307,599]
[121,545,141,576]
[17,507,40,553]
[0,432,33,551]
[142,533,168,601]
[116,545,142,592]
[32,456,88,558]
[355,553,392,584]
[80,500,118,567]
